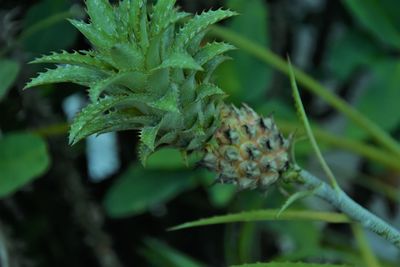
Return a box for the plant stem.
[289,58,339,190]
[210,26,400,159]
[293,167,400,249]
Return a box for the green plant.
[25,0,400,265]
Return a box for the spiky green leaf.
[24,65,106,89]
[196,83,226,101]
[69,19,114,50]
[110,43,144,70]
[156,52,203,71]
[195,42,236,66]
[69,94,154,144]
[114,0,130,38]
[140,125,160,152]
[86,0,116,36]
[74,112,154,142]
[148,85,180,113]
[138,142,152,165]
[151,0,176,34]
[139,1,150,51]
[89,71,148,101]
[129,0,146,39]
[30,50,110,70]
[175,9,237,48]
[153,10,190,38]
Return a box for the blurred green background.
[1,0,400,266]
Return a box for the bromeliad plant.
[25,0,400,252]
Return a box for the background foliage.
[0,0,400,266]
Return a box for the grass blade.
[169,209,350,231]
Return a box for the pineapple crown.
[25,0,237,163]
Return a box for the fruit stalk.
[285,167,400,249]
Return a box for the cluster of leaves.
[1,0,400,266]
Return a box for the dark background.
[1,0,400,266]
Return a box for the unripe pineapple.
[203,104,291,190]
[26,0,291,190]
[25,0,237,163]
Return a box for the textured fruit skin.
[25,0,237,164]
[203,104,291,190]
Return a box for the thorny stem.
[288,166,400,249]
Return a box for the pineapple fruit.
[203,104,291,190]
[26,0,291,190]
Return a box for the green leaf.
[152,10,190,38]
[146,148,201,170]
[342,0,400,49]
[88,71,148,101]
[71,112,153,143]
[0,59,20,100]
[22,0,78,55]
[24,65,106,89]
[231,263,351,267]
[195,42,236,66]
[141,238,206,267]
[327,30,379,81]
[140,125,160,152]
[103,165,195,217]
[129,0,146,39]
[0,133,50,197]
[289,59,339,189]
[150,0,177,35]
[156,52,203,71]
[85,0,116,36]
[30,50,110,70]
[149,85,180,113]
[196,83,226,101]
[216,0,271,105]
[346,60,400,139]
[69,19,114,50]
[110,43,144,70]
[69,94,153,144]
[175,9,237,49]
[169,209,350,231]
[146,148,186,170]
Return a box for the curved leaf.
[30,50,110,70]
[342,0,400,49]
[169,209,350,231]
[104,164,195,217]
[0,133,50,197]
[175,9,237,48]
[24,65,106,89]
